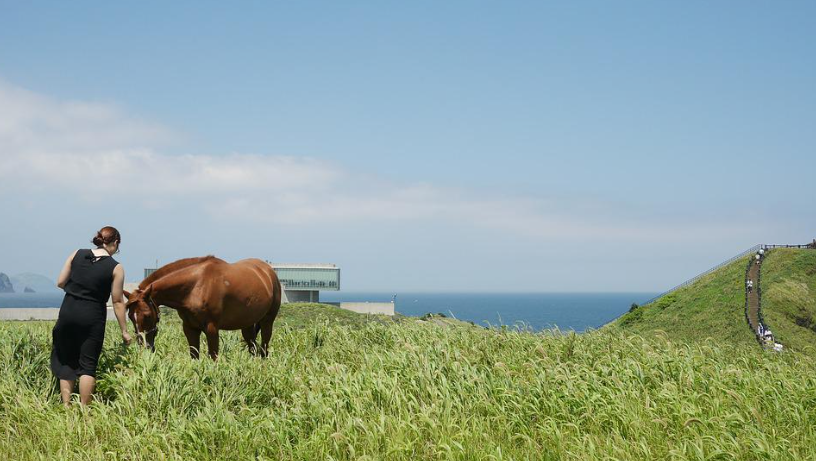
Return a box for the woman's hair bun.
[91,226,121,247]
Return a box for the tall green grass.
[1,314,815,460]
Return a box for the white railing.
[643,244,762,306]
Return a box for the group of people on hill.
[757,323,771,341]
[757,323,784,352]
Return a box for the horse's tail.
[266,265,283,320]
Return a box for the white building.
[269,263,340,303]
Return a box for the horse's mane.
[139,256,217,289]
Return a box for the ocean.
[0,291,656,332]
[0,293,66,309]
[322,292,656,332]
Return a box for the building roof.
[270,263,338,269]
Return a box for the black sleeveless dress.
[51,249,118,380]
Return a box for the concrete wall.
[338,302,395,316]
[0,303,395,319]
[1,290,394,320]
[106,283,140,307]
[283,290,318,303]
[0,308,117,321]
[1,282,136,319]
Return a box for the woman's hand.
[122,331,133,346]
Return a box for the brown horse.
[124,256,282,359]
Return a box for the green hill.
[613,255,755,347]
[613,248,816,353]
[760,249,816,354]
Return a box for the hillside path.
[746,260,760,334]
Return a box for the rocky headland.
[0,273,14,293]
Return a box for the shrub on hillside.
[653,293,677,310]
[619,307,643,326]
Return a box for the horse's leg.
[204,323,219,360]
[241,326,259,355]
[259,318,274,358]
[183,323,201,360]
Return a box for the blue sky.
[1,2,814,291]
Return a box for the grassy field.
[759,249,816,354]
[2,305,816,460]
[611,256,755,346]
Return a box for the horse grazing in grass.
[124,256,282,359]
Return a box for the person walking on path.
[747,279,753,293]
[51,226,132,407]
[756,253,762,265]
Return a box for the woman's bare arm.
[56,250,78,289]
[111,264,132,344]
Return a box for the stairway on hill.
[746,260,761,334]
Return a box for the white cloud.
[0,80,176,152]
[0,80,746,243]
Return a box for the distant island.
[0,272,59,294]
[0,273,13,293]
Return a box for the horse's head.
[123,285,160,351]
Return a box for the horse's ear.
[123,290,132,300]
[143,285,153,297]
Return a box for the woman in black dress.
[52,226,132,406]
